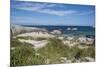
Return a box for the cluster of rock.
[78,37,94,45]
[11,24,48,36]
[67,27,78,31]
[11,24,94,47]
[59,56,94,63]
[60,36,94,47]
[11,24,63,38]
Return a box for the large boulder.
[50,30,62,35]
[10,24,48,36]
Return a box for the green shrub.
[10,37,95,66]
[80,46,95,58]
[10,46,45,66]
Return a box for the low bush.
[10,42,45,66]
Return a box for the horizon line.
[11,23,95,27]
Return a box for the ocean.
[22,25,95,37]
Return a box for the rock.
[60,57,67,63]
[72,28,78,30]
[11,24,48,36]
[63,40,70,44]
[85,57,95,62]
[78,37,94,45]
[67,28,71,30]
[78,37,87,43]
[35,53,40,56]
[17,32,54,38]
[60,57,67,60]
[67,37,74,40]
[65,60,72,63]
[58,36,64,40]
[51,30,62,35]
[11,47,15,50]
[75,59,81,63]
[67,27,78,31]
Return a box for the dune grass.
[37,38,95,63]
[10,37,95,66]
[10,38,46,66]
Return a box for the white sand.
[18,39,48,49]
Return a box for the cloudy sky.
[11,0,95,26]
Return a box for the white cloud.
[37,9,77,16]
[17,7,77,16]
[15,3,77,16]
[76,11,94,15]
[13,1,94,16]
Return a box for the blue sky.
[11,0,95,26]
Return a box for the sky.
[11,0,95,26]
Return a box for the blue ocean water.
[22,25,95,37]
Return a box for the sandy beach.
[18,39,48,49]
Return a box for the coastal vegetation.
[10,25,95,66]
[10,37,95,66]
